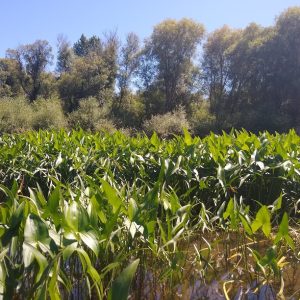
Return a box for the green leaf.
[274,213,295,250]
[239,214,253,236]
[76,248,101,291]
[108,259,140,300]
[2,201,25,246]
[274,193,282,211]
[48,187,60,214]
[217,165,226,190]
[79,231,99,256]
[23,242,35,267]
[284,235,295,250]
[183,128,192,146]
[278,212,289,236]
[0,262,6,296]
[101,179,122,213]
[22,242,48,280]
[223,198,234,219]
[34,283,47,300]
[48,260,61,300]
[64,201,89,232]
[171,156,182,175]
[260,246,276,266]
[150,132,160,148]
[128,198,138,221]
[169,191,181,214]
[24,214,50,246]
[104,206,121,238]
[62,242,78,261]
[251,205,271,237]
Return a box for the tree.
[202,26,241,126]
[202,24,279,131]
[58,33,119,111]
[272,7,300,129]
[73,34,102,57]
[117,32,140,103]
[0,58,23,97]
[58,52,112,111]
[102,31,119,92]
[145,18,205,112]
[56,35,73,73]
[6,40,53,101]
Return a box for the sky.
[0,0,299,59]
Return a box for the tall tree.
[202,24,279,131]
[145,18,205,111]
[58,33,119,111]
[0,58,23,97]
[272,7,300,129]
[58,52,112,111]
[102,32,119,91]
[56,35,73,73]
[202,26,241,126]
[73,34,102,57]
[117,32,140,103]
[6,40,53,101]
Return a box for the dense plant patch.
[0,129,299,299]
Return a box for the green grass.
[0,129,299,299]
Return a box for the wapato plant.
[0,129,299,298]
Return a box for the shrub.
[39,73,59,99]
[189,100,216,136]
[94,118,117,133]
[68,97,116,132]
[30,98,67,130]
[0,97,32,133]
[112,93,145,128]
[143,106,190,138]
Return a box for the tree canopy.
[1,7,300,134]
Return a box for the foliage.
[117,33,140,104]
[0,129,299,298]
[73,34,103,57]
[1,8,300,298]
[201,9,300,131]
[58,33,118,112]
[58,52,113,111]
[0,97,66,133]
[112,93,145,128]
[0,97,32,133]
[68,97,116,132]
[188,99,216,136]
[6,40,53,101]
[30,98,67,130]
[0,58,23,97]
[38,72,58,99]
[144,18,205,112]
[2,9,300,133]
[143,106,190,138]
[56,35,73,73]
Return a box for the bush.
[0,97,32,133]
[30,98,67,130]
[94,118,117,133]
[189,100,216,136]
[68,97,116,132]
[143,106,190,138]
[39,73,58,99]
[112,93,145,128]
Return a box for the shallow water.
[130,231,300,299]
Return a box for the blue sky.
[0,0,299,58]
